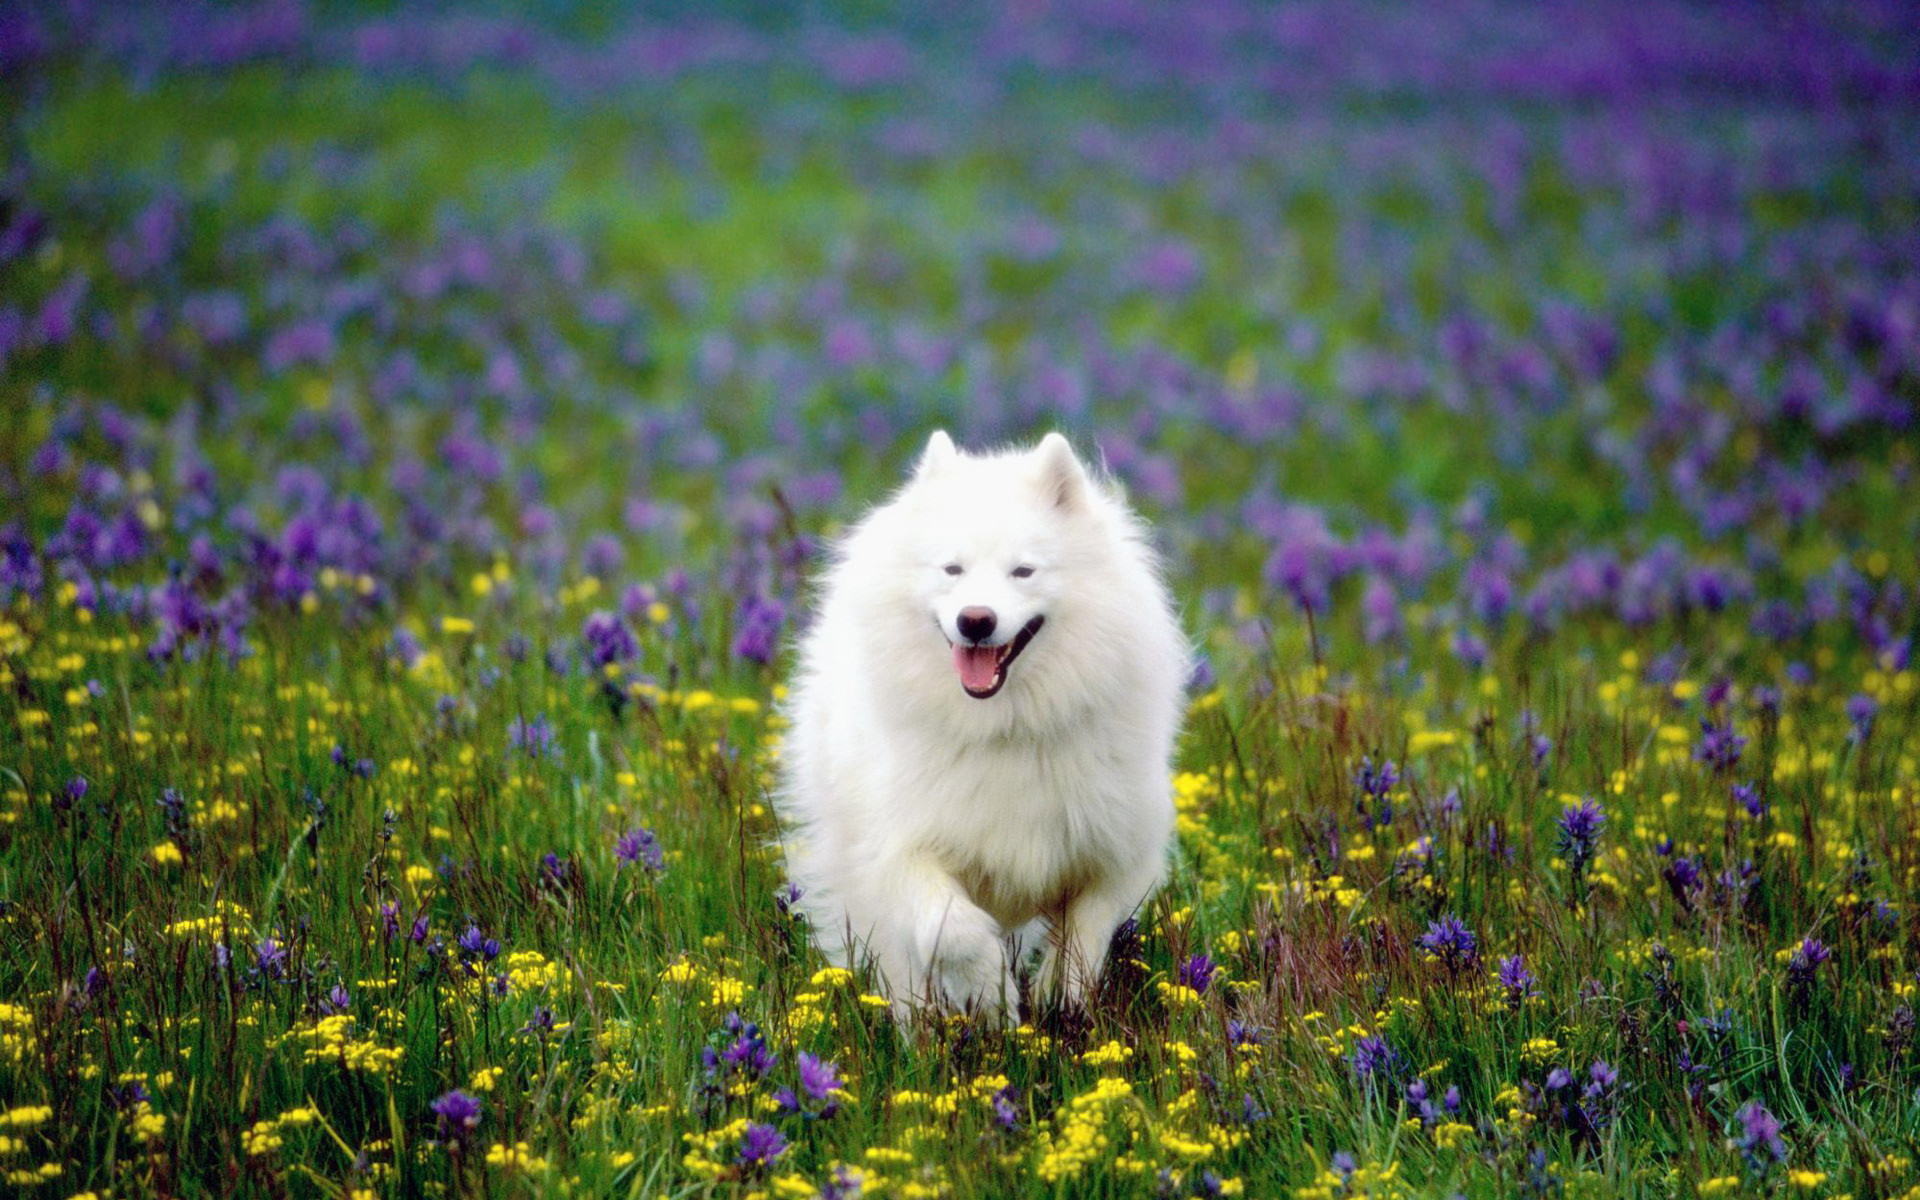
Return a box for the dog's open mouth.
[951,616,1044,699]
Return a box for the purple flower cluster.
[614,827,665,872]
[1174,952,1218,995]
[1350,1035,1399,1089]
[735,1122,786,1172]
[1497,954,1537,1010]
[1785,936,1832,1009]
[1402,1078,1460,1128]
[582,610,639,670]
[1417,914,1479,980]
[1353,757,1399,830]
[730,595,786,667]
[703,1012,776,1084]
[774,1050,843,1119]
[1735,1101,1787,1174]
[508,715,559,759]
[1693,719,1748,773]
[431,1089,483,1147]
[1556,797,1605,892]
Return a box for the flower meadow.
[3,2,1920,1196]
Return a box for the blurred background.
[2,0,1917,674]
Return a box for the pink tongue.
[954,644,1001,692]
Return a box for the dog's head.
[896,430,1101,701]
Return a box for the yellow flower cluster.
[164,899,254,942]
[781,965,889,1038]
[1035,1076,1140,1184]
[275,1014,404,1076]
[484,1141,550,1173]
[681,1117,752,1179]
[660,957,749,1012]
[1292,1157,1408,1199]
[0,1005,31,1068]
[3,1161,62,1187]
[244,1105,321,1157]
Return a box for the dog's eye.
[1010,565,1035,579]
[943,563,963,576]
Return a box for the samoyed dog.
[776,431,1187,1019]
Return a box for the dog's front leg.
[890,860,1016,1019]
[1043,858,1162,1008]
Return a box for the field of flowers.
[3,2,1920,1196]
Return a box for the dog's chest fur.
[904,727,1137,927]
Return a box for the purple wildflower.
[731,594,785,665]
[1418,914,1479,978]
[1663,856,1703,909]
[704,1012,776,1082]
[520,1005,555,1037]
[1846,693,1877,741]
[507,714,559,758]
[798,1051,840,1102]
[1404,1079,1438,1125]
[1556,797,1605,888]
[990,1085,1020,1131]
[1786,936,1831,1008]
[431,1089,483,1144]
[736,1122,787,1172]
[254,937,287,979]
[1350,1035,1399,1087]
[1175,952,1218,995]
[1188,653,1217,691]
[1694,718,1747,772]
[1354,756,1400,829]
[614,827,665,872]
[1497,954,1537,1010]
[774,882,804,919]
[457,925,501,962]
[582,610,639,669]
[1735,1101,1785,1173]
[1584,1061,1618,1102]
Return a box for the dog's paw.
[919,903,1016,1018]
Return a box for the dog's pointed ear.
[1034,432,1089,511]
[916,430,958,479]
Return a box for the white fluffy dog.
[776,431,1187,1019]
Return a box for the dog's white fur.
[776,431,1187,1018]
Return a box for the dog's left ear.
[1034,432,1089,511]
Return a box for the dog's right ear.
[916,430,958,479]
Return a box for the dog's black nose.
[957,607,997,643]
